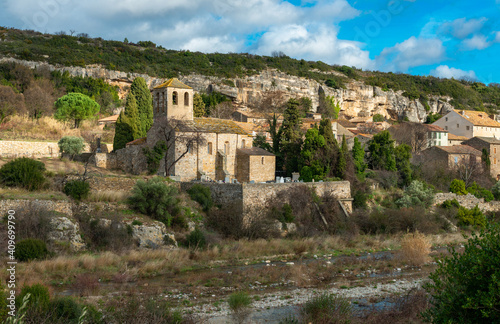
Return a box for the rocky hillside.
[1,27,498,122]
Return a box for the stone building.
[432,109,500,138]
[462,137,500,179]
[144,78,276,182]
[413,145,482,170]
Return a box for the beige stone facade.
[236,148,276,183]
[463,137,500,179]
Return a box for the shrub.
[457,205,487,228]
[187,184,213,211]
[57,136,85,159]
[18,284,50,312]
[373,113,385,122]
[75,213,133,251]
[15,238,49,262]
[450,179,467,195]
[184,227,207,249]
[0,157,46,191]
[466,181,494,202]
[15,205,54,242]
[127,177,180,226]
[492,181,500,200]
[50,297,82,321]
[395,180,434,208]
[400,231,431,266]
[131,219,142,226]
[423,223,500,323]
[228,292,252,323]
[440,199,460,209]
[143,141,167,175]
[63,179,90,200]
[300,293,352,324]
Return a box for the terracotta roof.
[453,109,500,127]
[173,118,250,135]
[448,134,469,141]
[350,116,373,123]
[468,136,500,144]
[335,119,356,128]
[422,124,447,132]
[435,145,481,155]
[98,115,119,123]
[233,121,264,134]
[237,147,275,156]
[154,78,192,90]
[126,137,147,146]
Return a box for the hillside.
[1,27,500,121]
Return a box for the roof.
[422,124,446,132]
[173,118,250,135]
[154,78,192,90]
[434,145,481,155]
[98,115,119,123]
[233,109,283,120]
[453,109,500,127]
[468,136,500,145]
[448,133,469,141]
[350,116,373,123]
[233,121,264,134]
[126,137,147,146]
[237,147,275,156]
[335,118,356,128]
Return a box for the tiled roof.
[435,145,481,155]
[233,121,265,134]
[98,115,119,123]
[350,116,373,123]
[422,124,446,132]
[453,109,500,127]
[173,118,250,135]
[469,136,500,144]
[154,78,192,89]
[448,134,469,141]
[127,137,147,146]
[335,118,356,128]
[237,147,275,156]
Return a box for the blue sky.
[1,0,499,83]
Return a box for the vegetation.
[184,227,207,249]
[129,77,153,137]
[423,223,500,323]
[54,92,100,128]
[63,180,90,201]
[186,184,213,211]
[457,205,487,228]
[300,293,352,324]
[373,113,385,122]
[143,140,167,175]
[450,179,467,195]
[0,157,46,191]
[15,238,49,262]
[395,180,434,208]
[228,291,253,323]
[57,136,85,159]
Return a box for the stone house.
[235,147,276,183]
[232,109,283,124]
[462,137,500,179]
[413,145,482,170]
[448,133,468,146]
[388,123,448,152]
[432,109,500,138]
[145,78,276,182]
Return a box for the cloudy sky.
[1,0,500,83]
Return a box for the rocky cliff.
[1,56,454,123]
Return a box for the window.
[224,141,230,155]
[495,148,497,154]
[495,158,497,165]
[454,157,458,164]
[445,126,448,130]
[184,92,189,106]
[261,157,265,164]
[445,117,448,121]
[156,93,160,113]
[172,91,178,105]
[207,142,213,155]
[466,126,470,131]
[242,139,246,148]
[457,124,459,128]
[188,144,193,154]
[438,132,441,139]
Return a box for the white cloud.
[439,17,487,39]
[430,65,476,80]
[462,34,490,50]
[376,36,445,72]
[495,31,500,43]
[252,24,374,69]
[181,36,243,53]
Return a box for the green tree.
[450,179,467,195]
[280,99,303,175]
[130,77,153,137]
[423,223,500,323]
[113,111,134,151]
[298,97,312,117]
[253,133,272,152]
[193,93,206,117]
[269,114,283,170]
[319,118,339,178]
[300,126,326,181]
[57,136,85,160]
[481,148,491,170]
[352,137,366,175]
[336,135,348,179]
[54,92,100,128]
[124,92,141,139]
[368,130,396,171]
[373,114,385,122]
[395,143,412,187]
[324,95,341,119]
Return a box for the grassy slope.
[1,27,500,112]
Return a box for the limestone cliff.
[1,56,454,123]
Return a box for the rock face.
[1,56,455,122]
[48,216,86,251]
[131,221,177,249]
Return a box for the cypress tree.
[124,92,141,140]
[130,77,153,137]
[336,135,348,179]
[113,111,134,151]
[319,118,339,177]
[352,137,366,174]
[280,99,302,175]
[193,93,206,117]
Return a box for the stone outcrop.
[1,56,456,123]
[130,221,177,249]
[434,192,500,212]
[48,216,86,251]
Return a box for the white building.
[433,109,500,139]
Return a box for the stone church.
[125,78,276,182]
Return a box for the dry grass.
[86,190,130,202]
[399,231,432,266]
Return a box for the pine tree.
[113,111,134,151]
[336,135,348,179]
[193,93,206,117]
[130,77,153,137]
[352,137,366,175]
[124,92,141,140]
[299,126,326,181]
[280,99,303,175]
[318,118,339,177]
[368,130,397,171]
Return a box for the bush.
[457,205,487,228]
[184,227,207,249]
[228,291,252,323]
[466,181,494,202]
[440,199,460,209]
[15,238,49,262]
[450,179,467,195]
[400,231,431,266]
[0,157,46,191]
[395,180,434,208]
[300,293,352,324]
[15,204,54,242]
[187,184,213,211]
[373,113,385,122]
[492,181,500,200]
[50,297,82,321]
[75,213,133,251]
[127,177,180,226]
[18,284,50,312]
[63,180,90,201]
[57,136,85,159]
[423,223,500,323]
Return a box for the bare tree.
[210,101,234,119]
[69,30,76,36]
[24,79,56,119]
[255,90,287,114]
[455,154,482,187]
[0,85,26,123]
[389,122,429,153]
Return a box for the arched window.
[156,93,160,113]
[184,92,189,106]
[160,92,164,113]
[173,91,178,105]
[261,157,265,164]
[207,142,213,155]
[224,141,230,155]
[241,139,246,148]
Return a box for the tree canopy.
[130,77,153,136]
[53,92,100,128]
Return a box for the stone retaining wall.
[0,200,73,216]
[434,192,500,212]
[0,141,93,158]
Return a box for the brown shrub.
[72,273,99,296]
[399,231,431,266]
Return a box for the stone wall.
[0,199,73,216]
[434,193,500,212]
[0,141,60,158]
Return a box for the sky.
[1,0,500,84]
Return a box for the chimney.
[461,110,465,115]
